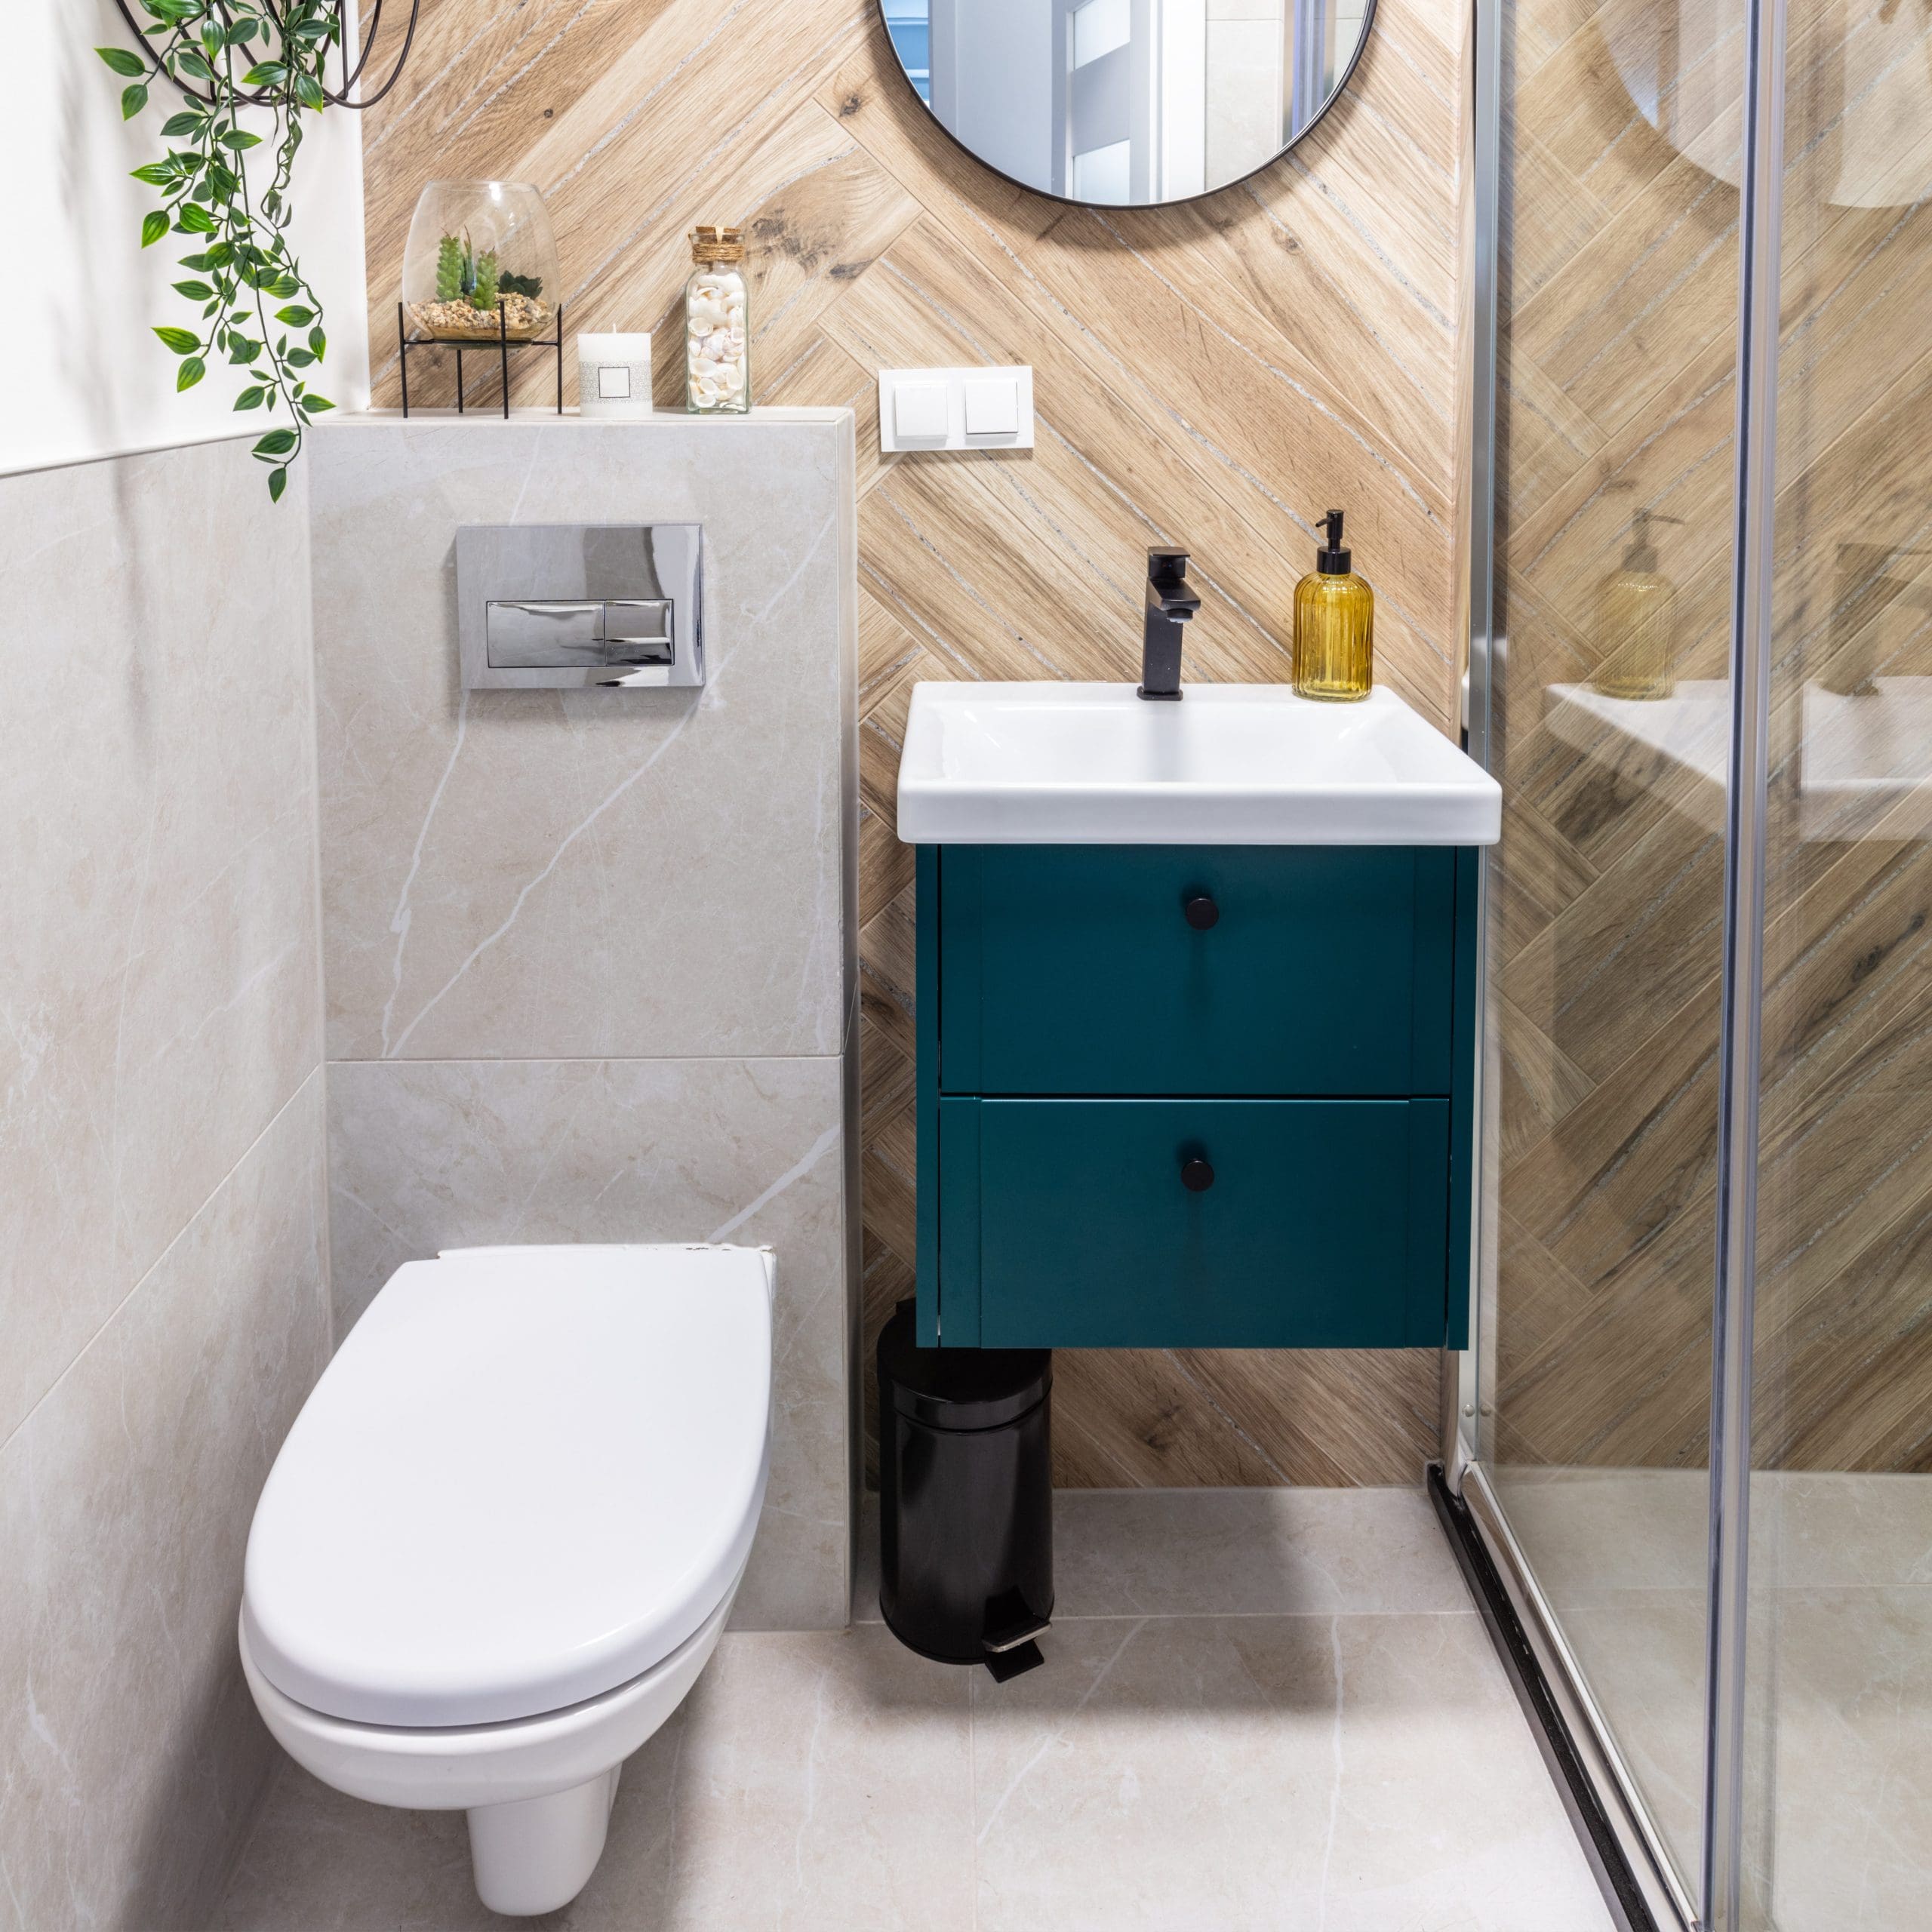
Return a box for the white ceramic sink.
[896,681,1500,845]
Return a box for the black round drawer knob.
[1183,894,1220,931]
[1180,1157,1216,1192]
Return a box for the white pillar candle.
[575,332,654,417]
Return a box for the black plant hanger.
[111,0,419,111]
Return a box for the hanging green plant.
[98,2,348,501]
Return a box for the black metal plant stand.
[397,303,565,419]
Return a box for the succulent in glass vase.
[402,180,559,341]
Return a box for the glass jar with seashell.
[684,227,749,414]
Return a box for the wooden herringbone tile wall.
[1487,0,1932,1475]
[355,0,1468,1485]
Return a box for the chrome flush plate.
[456,523,704,690]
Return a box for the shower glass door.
[1741,0,1932,1921]
[1472,0,1749,1902]
[1463,0,1932,1921]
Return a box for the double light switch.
[878,366,1035,453]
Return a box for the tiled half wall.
[308,415,861,1631]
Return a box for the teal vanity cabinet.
[914,844,1479,1352]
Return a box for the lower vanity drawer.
[934,1097,1451,1349]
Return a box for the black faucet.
[1138,547,1201,700]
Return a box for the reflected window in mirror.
[879,0,1374,208]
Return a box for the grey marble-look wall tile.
[309,416,854,1063]
[325,1055,851,1630]
[0,439,323,1447]
[0,1073,330,1932]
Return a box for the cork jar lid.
[690,225,746,264]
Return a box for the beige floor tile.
[971,1613,1611,1932]
[661,1625,975,1931]
[1489,1465,1712,1603]
[1751,1585,1932,1932]
[1049,1484,1472,1617]
[854,1484,1471,1625]
[216,1494,1613,1932]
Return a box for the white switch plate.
[878,365,1035,452]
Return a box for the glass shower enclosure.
[1449,0,1932,1924]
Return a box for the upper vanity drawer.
[936,844,1456,1097]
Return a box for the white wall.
[9,0,369,475]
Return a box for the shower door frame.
[1444,0,1792,1923]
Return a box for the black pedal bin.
[876,1302,1053,1679]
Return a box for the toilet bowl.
[240,1243,774,1916]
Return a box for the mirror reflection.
[880,0,1373,206]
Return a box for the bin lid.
[878,1300,1051,1430]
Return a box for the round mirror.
[877,0,1374,208]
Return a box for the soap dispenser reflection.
[1594,508,1683,700]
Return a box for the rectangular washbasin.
[896,681,1500,845]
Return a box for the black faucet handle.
[1147,548,1201,618]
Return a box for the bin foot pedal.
[983,1638,1045,1682]
[982,1589,1050,1681]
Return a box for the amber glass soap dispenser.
[1294,509,1374,700]
[1592,507,1681,700]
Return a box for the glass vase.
[401,180,561,343]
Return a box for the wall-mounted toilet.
[239,1243,774,1916]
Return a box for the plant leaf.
[240,61,288,86]
[140,210,170,248]
[176,355,205,392]
[268,466,288,503]
[130,161,176,187]
[152,325,200,355]
[275,305,314,327]
[175,202,217,235]
[303,394,335,413]
[172,278,214,300]
[220,128,263,150]
[122,83,149,119]
[96,46,148,77]
[233,386,266,411]
[294,71,325,112]
[158,110,203,138]
[253,428,298,458]
[174,48,214,82]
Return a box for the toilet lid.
[242,1244,773,1727]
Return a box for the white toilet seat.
[244,1243,774,1727]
